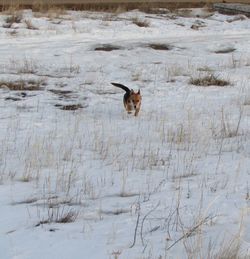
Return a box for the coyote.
[111,83,141,116]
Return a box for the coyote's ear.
[138,89,140,94]
[131,89,134,93]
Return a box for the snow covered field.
[0,7,250,259]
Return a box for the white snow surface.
[0,8,250,259]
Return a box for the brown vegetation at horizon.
[0,0,249,13]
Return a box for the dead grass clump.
[0,79,46,91]
[56,210,78,223]
[167,124,192,144]
[101,208,130,216]
[24,19,38,30]
[35,208,79,226]
[12,198,38,205]
[243,97,250,106]
[148,43,173,50]
[12,57,38,74]
[143,7,170,14]
[47,7,66,19]
[197,66,213,72]
[7,30,18,36]
[32,2,66,16]
[220,107,243,139]
[1,2,206,14]
[132,17,150,27]
[190,74,230,87]
[62,3,133,12]
[32,2,50,12]
[19,175,33,182]
[114,5,127,14]
[5,12,22,24]
[3,23,12,28]
[70,2,204,12]
[214,47,236,54]
[5,96,21,101]
[215,236,242,259]
[49,89,74,100]
[94,44,122,51]
[55,104,85,111]
[190,20,206,30]
[227,15,247,23]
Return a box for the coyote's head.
[130,89,141,110]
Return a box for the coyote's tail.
[111,83,130,93]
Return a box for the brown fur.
[111,83,142,116]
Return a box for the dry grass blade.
[215,234,243,259]
[166,216,212,251]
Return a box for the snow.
[0,7,250,259]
